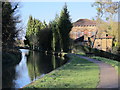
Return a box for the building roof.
[73,19,96,27]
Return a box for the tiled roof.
[73,19,96,26]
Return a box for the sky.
[18,2,97,39]
[19,2,97,27]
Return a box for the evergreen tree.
[26,4,72,52]
[26,15,34,48]
[50,14,62,52]
[26,16,42,49]
[26,15,33,38]
[26,16,51,50]
[58,4,72,52]
[2,2,20,47]
[38,28,52,51]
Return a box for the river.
[2,49,68,88]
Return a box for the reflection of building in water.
[70,19,113,52]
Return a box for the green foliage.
[24,55,99,88]
[26,16,50,50]
[26,16,41,45]
[58,4,73,52]
[26,4,72,52]
[26,16,33,37]
[38,28,52,51]
[50,20,57,51]
[49,4,72,53]
[2,2,20,47]
[50,15,62,52]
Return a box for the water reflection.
[2,49,68,88]
[13,49,31,88]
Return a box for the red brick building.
[70,19,97,41]
[70,19,113,52]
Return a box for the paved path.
[76,54,118,88]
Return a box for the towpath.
[76,54,118,88]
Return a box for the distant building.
[70,19,97,40]
[15,37,25,47]
[94,36,113,52]
[70,19,113,52]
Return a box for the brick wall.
[94,38,113,52]
[70,26,97,40]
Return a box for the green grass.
[24,54,99,88]
[90,56,119,71]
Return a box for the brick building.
[94,36,113,52]
[70,19,97,40]
[70,19,113,52]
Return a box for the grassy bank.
[24,54,99,88]
[90,56,119,71]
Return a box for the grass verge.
[90,56,119,72]
[24,54,99,88]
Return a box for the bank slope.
[24,54,99,88]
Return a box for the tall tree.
[26,16,42,49]
[26,15,34,48]
[26,16,52,50]
[49,14,62,52]
[92,0,119,48]
[2,2,20,47]
[58,4,72,52]
[38,28,52,51]
[26,15,33,38]
[92,0,119,21]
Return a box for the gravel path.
[76,54,118,88]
